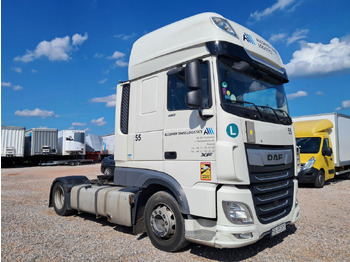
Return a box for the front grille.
[246,144,295,224]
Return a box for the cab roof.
[128,12,285,80]
[294,119,334,137]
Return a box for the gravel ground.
[1,164,350,261]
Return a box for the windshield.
[296,137,321,154]
[217,56,291,124]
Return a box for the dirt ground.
[1,164,350,261]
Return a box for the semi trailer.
[293,113,350,187]
[1,126,26,166]
[49,13,300,252]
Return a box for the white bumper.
[185,183,300,248]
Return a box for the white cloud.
[1,82,11,87]
[14,33,88,63]
[269,33,287,43]
[13,85,23,91]
[12,67,22,73]
[287,91,307,100]
[1,82,23,91]
[285,37,350,77]
[114,33,136,40]
[287,29,309,45]
[90,94,116,107]
[342,100,350,108]
[91,117,107,126]
[99,78,108,84]
[107,51,128,67]
[72,32,88,46]
[250,0,295,21]
[14,108,55,118]
[316,91,325,96]
[108,51,125,60]
[115,60,128,67]
[94,52,105,58]
[72,122,86,126]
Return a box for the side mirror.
[185,60,201,90]
[322,147,333,157]
[186,90,202,109]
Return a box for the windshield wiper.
[231,100,262,119]
[275,109,292,124]
[256,105,292,124]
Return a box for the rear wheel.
[52,182,75,216]
[144,191,188,252]
[314,170,325,188]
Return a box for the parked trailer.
[50,13,300,252]
[58,130,86,156]
[293,113,350,186]
[25,128,58,156]
[100,134,115,160]
[1,126,26,166]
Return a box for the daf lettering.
[268,154,283,161]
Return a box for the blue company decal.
[204,127,214,135]
[226,124,239,138]
[243,32,256,45]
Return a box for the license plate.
[271,223,286,237]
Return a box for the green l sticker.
[226,123,239,138]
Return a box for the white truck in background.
[49,13,300,252]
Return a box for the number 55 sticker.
[135,134,142,141]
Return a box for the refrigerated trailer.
[58,130,86,156]
[293,113,350,186]
[49,13,300,252]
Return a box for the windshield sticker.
[200,162,211,181]
[226,123,239,138]
[222,82,228,88]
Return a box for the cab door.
[163,59,216,175]
[322,137,335,180]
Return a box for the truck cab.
[294,120,335,187]
[50,12,300,252]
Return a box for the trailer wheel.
[144,191,188,252]
[52,182,75,216]
[314,170,325,188]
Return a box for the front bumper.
[297,167,319,184]
[184,183,300,248]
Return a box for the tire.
[103,167,114,176]
[144,191,188,252]
[52,182,75,216]
[314,170,325,188]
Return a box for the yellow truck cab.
[293,120,334,188]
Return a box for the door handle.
[164,151,177,159]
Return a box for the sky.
[1,0,350,136]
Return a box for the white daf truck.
[49,13,300,252]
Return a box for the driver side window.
[167,62,211,111]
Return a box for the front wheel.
[52,182,75,216]
[314,170,325,188]
[144,191,188,252]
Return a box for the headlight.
[210,17,238,38]
[301,156,316,171]
[222,201,253,224]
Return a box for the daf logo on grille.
[267,154,283,161]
